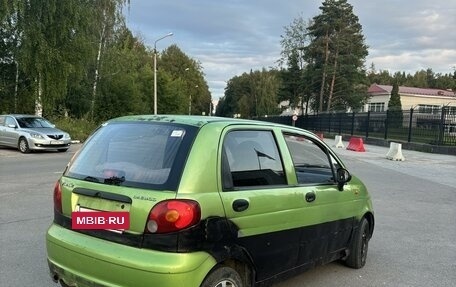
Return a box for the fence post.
[365,111,370,138]
[438,107,447,145]
[408,107,414,142]
[384,110,389,140]
[338,112,342,134]
[351,112,355,135]
[328,113,332,133]
[317,113,324,131]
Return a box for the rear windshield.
[65,121,197,191]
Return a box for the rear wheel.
[18,137,30,153]
[345,217,370,269]
[201,266,243,287]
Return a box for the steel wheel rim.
[214,279,238,287]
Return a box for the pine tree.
[388,81,403,128]
[305,0,368,112]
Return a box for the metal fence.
[260,106,456,146]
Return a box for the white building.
[365,84,456,113]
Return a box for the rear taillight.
[146,200,201,234]
[53,181,62,213]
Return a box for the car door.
[2,116,19,147]
[218,127,301,282]
[281,131,358,266]
[0,116,6,145]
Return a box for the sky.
[124,0,456,100]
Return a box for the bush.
[51,117,99,142]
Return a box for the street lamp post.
[209,99,212,116]
[188,85,198,115]
[153,32,173,115]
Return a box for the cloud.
[369,49,456,73]
[126,0,456,99]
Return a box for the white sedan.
[0,114,71,153]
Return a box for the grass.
[52,117,99,142]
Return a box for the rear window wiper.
[83,176,100,183]
[104,176,125,185]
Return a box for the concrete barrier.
[346,137,365,152]
[334,135,344,148]
[386,142,405,161]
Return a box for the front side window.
[283,134,336,185]
[65,122,196,191]
[222,130,286,189]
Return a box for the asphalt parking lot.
[1,140,455,287]
[325,138,456,188]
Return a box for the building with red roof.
[365,84,456,113]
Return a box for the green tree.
[17,0,96,116]
[278,50,302,110]
[279,15,312,114]
[0,0,130,118]
[93,26,153,121]
[305,0,368,112]
[250,69,281,117]
[388,81,403,128]
[159,45,211,115]
[217,69,280,118]
[0,5,21,113]
[88,0,131,119]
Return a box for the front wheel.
[345,217,370,269]
[18,137,30,153]
[200,266,243,287]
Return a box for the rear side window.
[5,116,16,127]
[65,122,197,190]
[222,130,286,189]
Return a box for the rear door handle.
[232,199,249,212]
[305,192,316,203]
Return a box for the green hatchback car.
[46,115,374,287]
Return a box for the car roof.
[108,115,291,129]
[1,114,42,118]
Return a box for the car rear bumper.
[46,224,216,287]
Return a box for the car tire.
[345,217,370,269]
[200,266,243,287]
[18,137,30,153]
[58,148,69,152]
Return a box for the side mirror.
[7,124,17,128]
[336,168,352,191]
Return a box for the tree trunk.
[14,61,19,113]
[91,11,106,120]
[318,30,329,113]
[35,73,43,116]
[327,48,339,111]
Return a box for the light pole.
[188,85,198,115]
[209,98,212,116]
[153,32,173,115]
